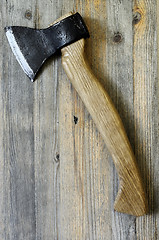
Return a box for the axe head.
[5,12,89,82]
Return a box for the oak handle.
[61,39,147,216]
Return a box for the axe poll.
[5,12,147,216]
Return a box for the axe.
[5,12,147,216]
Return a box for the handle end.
[114,182,148,216]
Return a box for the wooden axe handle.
[61,39,147,216]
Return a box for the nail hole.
[74,116,78,125]
[25,10,32,20]
[54,153,60,163]
[113,32,123,43]
[133,12,141,25]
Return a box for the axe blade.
[5,26,41,81]
[5,13,89,82]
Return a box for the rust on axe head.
[5,12,89,82]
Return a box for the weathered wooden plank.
[133,0,158,239]
[1,1,36,239]
[33,4,62,240]
[105,0,137,239]
[0,1,5,239]
[58,1,112,239]
[157,0,159,238]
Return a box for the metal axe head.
[5,12,89,82]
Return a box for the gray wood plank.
[33,4,62,240]
[106,1,137,239]
[133,0,158,239]
[58,2,112,239]
[0,2,5,239]
[1,1,36,239]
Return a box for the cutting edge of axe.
[5,12,148,216]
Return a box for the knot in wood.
[25,10,32,20]
[74,116,78,124]
[113,32,123,43]
[133,12,141,25]
[54,154,60,163]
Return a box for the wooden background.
[0,0,158,239]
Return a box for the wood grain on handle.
[61,39,147,216]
